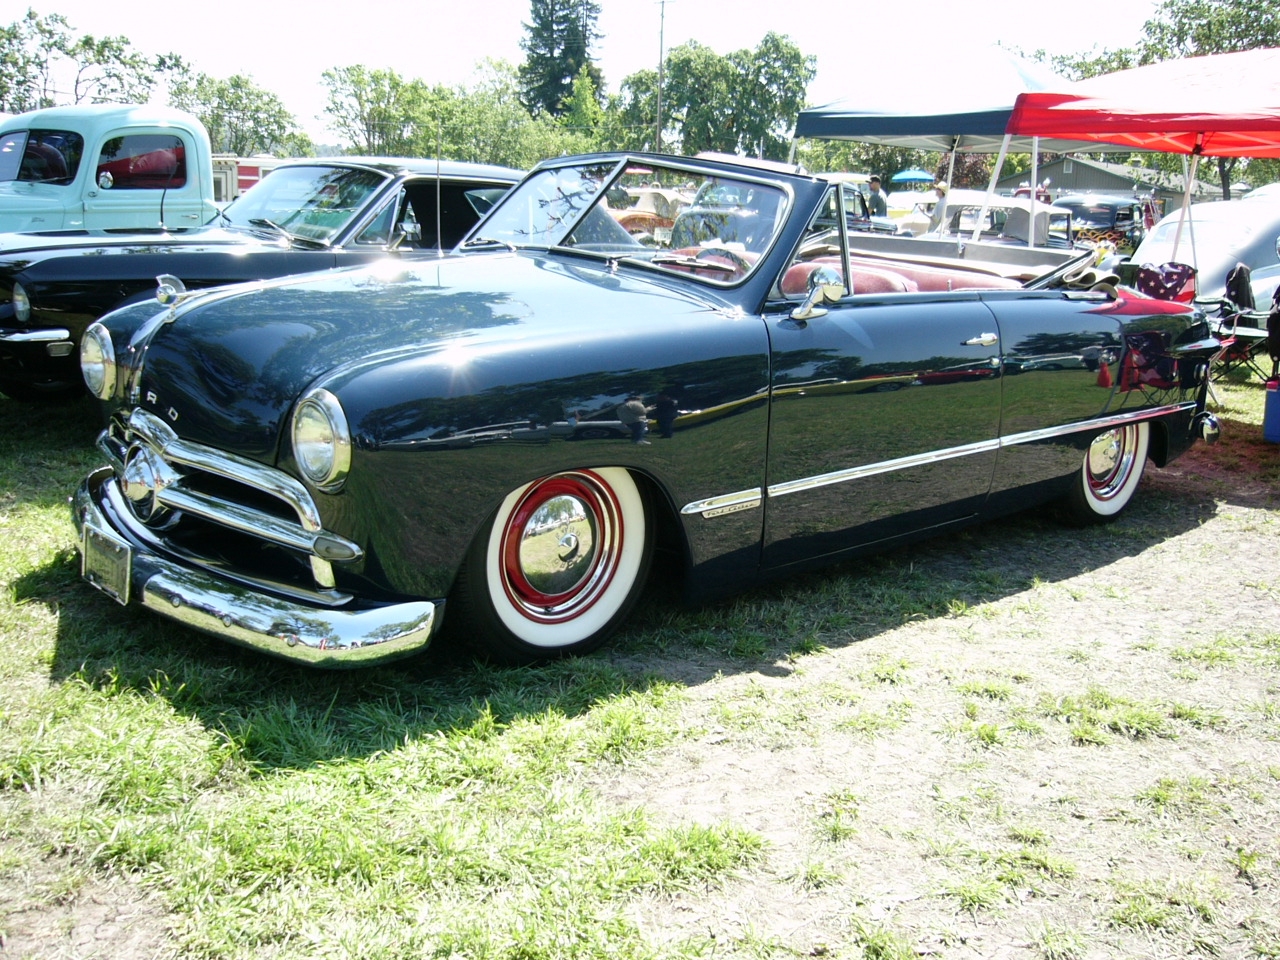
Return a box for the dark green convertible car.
[71,152,1222,667]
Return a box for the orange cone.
[1096,361,1113,388]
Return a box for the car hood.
[130,252,730,461]
[0,224,288,257]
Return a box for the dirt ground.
[3,441,1277,959]
[596,448,1280,958]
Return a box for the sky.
[28,0,1164,144]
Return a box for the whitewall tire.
[452,468,652,662]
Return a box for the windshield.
[1060,202,1120,228]
[469,157,791,284]
[0,129,84,184]
[222,165,389,242]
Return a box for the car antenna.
[436,120,443,258]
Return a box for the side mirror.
[390,220,422,251]
[790,266,844,322]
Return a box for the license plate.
[81,524,132,605]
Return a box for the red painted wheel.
[1063,422,1150,523]
[452,468,651,662]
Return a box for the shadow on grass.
[9,453,1225,775]
[0,393,104,509]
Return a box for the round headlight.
[80,322,117,399]
[291,388,351,492]
[12,282,31,323]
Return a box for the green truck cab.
[0,104,218,233]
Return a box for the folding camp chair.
[1198,265,1279,389]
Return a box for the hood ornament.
[155,274,195,319]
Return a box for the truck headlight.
[12,282,30,322]
[80,322,117,399]
[291,388,351,492]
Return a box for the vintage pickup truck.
[0,104,220,232]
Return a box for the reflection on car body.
[72,150,1223,668]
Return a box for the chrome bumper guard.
[73,467,437,667]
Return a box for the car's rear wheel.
[1062,422,1149,523]
[450,468,652,663]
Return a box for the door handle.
[963,333,998,347]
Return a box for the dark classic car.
[71,152,1222,668]
[1055,194,1156,254]
[0,157,522,399]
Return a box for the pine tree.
[518,0,603,118]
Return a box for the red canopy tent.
[1008,48,1280,264]
[1007,47,1280,158]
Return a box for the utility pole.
[654,0,673,153]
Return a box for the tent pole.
[1028,137,1039,247]
[973,134,1011,241]
[1171,143,1201,262]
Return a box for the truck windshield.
[221,165,388,243]
[0,129,84,184]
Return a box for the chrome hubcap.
[1086,426,1135,500]
[500,472,623,623]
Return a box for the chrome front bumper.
[72,467,438,667]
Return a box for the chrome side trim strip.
[998,402,1196,449]
[769,438,998,499]
[1,327,71,343]
[679,403,1196,516]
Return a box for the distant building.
[995,155,1217,211]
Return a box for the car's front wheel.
[450,468,652,663]
[1062,422,1150,524]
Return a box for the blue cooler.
[1266,378,1280,444]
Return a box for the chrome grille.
[100,407,362,596]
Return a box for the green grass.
[2,375,1278,958]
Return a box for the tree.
[559,65,604,137]
[629,33,814,160]
[431,60,593,169]
[518,0,603,117]
[0,9,183,112]
[171,72,311,157]
[321,65,432,155]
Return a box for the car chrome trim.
[769,438,999,498]
[73,474,434,667]
[680,489,762,518]
[763,402,1195,502]
[104,408,363,588]
[997,402,1196,449]
[1,327,71,343]
[98,473,352,608]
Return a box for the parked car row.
[0,156,522,399]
